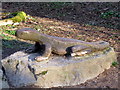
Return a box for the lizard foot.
[71,49,91,56]
[35,56,49,62]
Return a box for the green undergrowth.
[3,30,16,36]
[100,11,120,18]
[1,33,13,40]
[0,29,16,40]
[7,11,27,23]
[2,39,32,49]
[2,40,15,48]
[45,2,73,9]
[0,11,28,40]
[6,24,17,28]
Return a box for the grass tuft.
[112,61,119,67]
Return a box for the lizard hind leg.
[70,45,91,56]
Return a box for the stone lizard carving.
[15,28,110,62]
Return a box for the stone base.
[0,69,9,89]
[1,47,117,88]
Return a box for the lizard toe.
[71,49,92,56]
[35,56,48,62]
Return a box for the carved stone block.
[1,47,117,88]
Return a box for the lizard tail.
[91,41,110,50]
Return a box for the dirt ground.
[1,2,119,89]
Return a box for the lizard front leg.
[70,45,92,56]
[25,42,43,53]
[35,43,52,62]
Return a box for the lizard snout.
[15,29,24,38]
[15,28,20,36]
[15,30,21,37]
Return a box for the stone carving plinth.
[1,47,117,88]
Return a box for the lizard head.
[15,28,40,41]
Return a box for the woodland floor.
[1,2,119,89]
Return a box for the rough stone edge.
[33,47,117,88]
[1,47,117,88]
[0,69,9,89]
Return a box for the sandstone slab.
[1,47,117,88]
